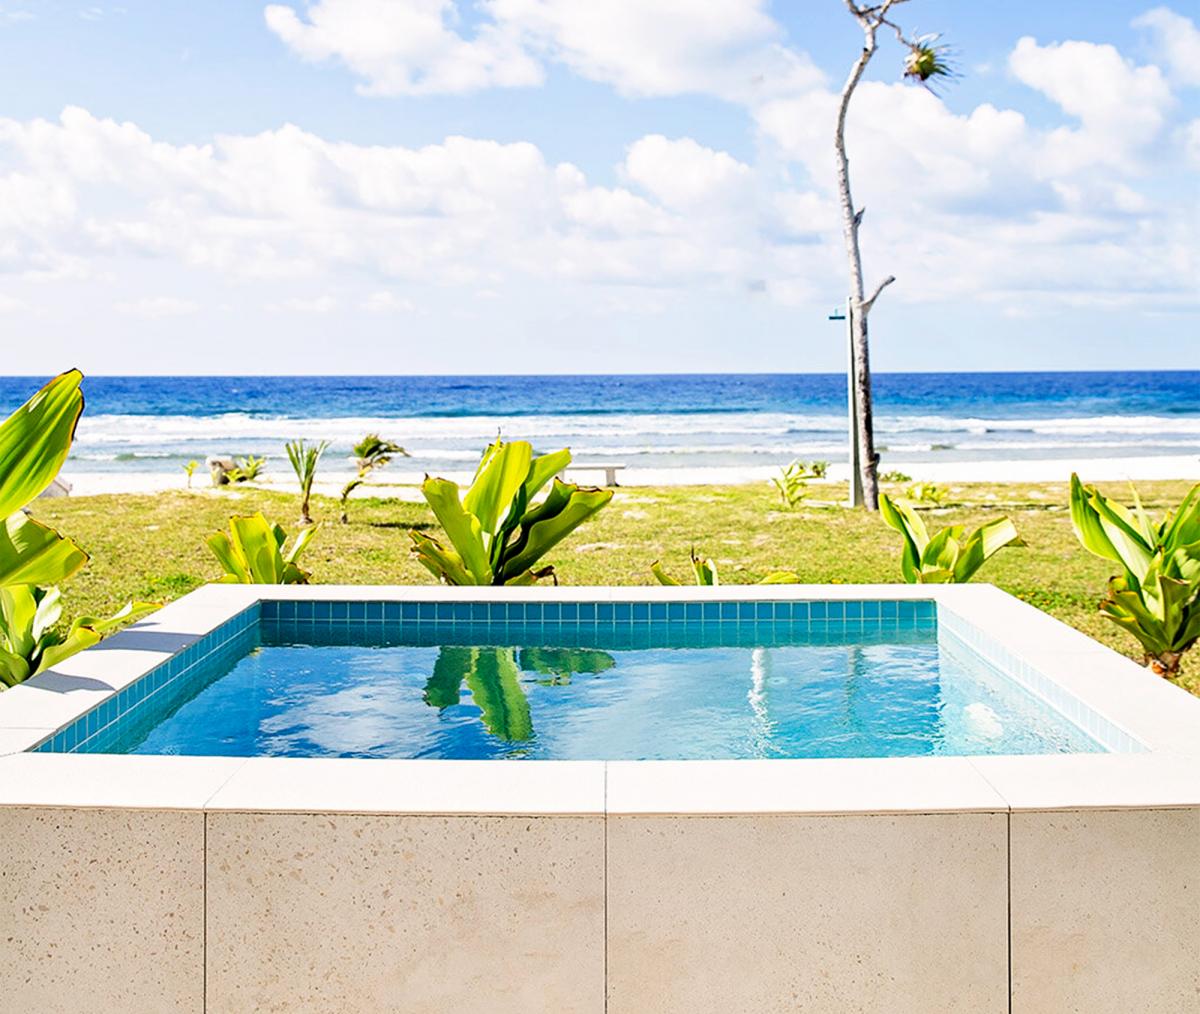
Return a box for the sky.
[0,0,1196,376]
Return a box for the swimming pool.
[3,584,1199,1013]
[46,598,1101,760]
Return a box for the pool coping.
[1,583,1198,815]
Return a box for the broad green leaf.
[462,440,532,539]
[420,478,491,584]
[1070,474,1122,564]
[879,493,926,583]
[466,648,533,742]
[69,600,159,638]
[650,561,679,586]
[0,370,84,520]
[206,531,249,582]
[0,644,30,687]
[284,523,319,565]
[758,571,801,584]
[523,448,572,503]
[31,584,63,642]
[231,514,283,583]
[0,513,88,587]
[409,532,474,586]
[500,483,614,581]
[690,551,718,586]
[953,517,1022,583]
[0,584,39,660]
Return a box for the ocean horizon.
[4,371,1198,478]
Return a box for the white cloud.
[272,295,338,313]
[113,295,199,318]
[1133,6,1200,86]
[263,0,541,96]
[1008,36,1173,170]
[265,0,821,100]
[363,290,414,312]
[488,0,821,100]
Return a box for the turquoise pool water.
[43,602,1102,760]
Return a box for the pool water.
[86,614,1101,760]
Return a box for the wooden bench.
[558,462,626,487]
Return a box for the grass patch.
[30,477,1199,695]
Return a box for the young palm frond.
[285,438,329,526]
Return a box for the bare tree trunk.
[835,2,899,510]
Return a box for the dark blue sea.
[2,372,1197,478]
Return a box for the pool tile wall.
[937,608,1142,754]
[33,605,259,755]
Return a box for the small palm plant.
[771,460,812,508]
[880,493,1021,584]
[206,513,318,584]
[183,460,199,488]
[411,439,612,585]
[340,434,409,523]
[1069,475,1200,676]
[285,439,329,526]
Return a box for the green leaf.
[0,584,39,661]
[953,517,1022,582]
[0,513,88,587]
[0,370,84,520]
[462,440,532,539]
[409,532,474,586]
[879,493,927,584]
[758,571,801,584]
[523,448,572,503]
[499,482,613,582]
[650,561,679,586]
[420,478,491,584]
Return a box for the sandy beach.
[56,453,1200,499]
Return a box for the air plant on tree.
[339,434,409,523]
[902,32,956,91]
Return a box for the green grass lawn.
[31,477,1199,694]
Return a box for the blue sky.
[0,1,1196,374]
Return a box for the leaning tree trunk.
[833,3,899,510]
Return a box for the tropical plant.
[651,549,800,586]
[285,439,328,526]
[183,460,199,488]
[1069,475,1200,676]
[880,470,912,484]
[0,370,88,589]
[227,454,266,483]
[771,460,811,508]
[0,586,157,688]
[809,460,830,479]
[410,440,612,586]
[880,492,1021,584]
[903,33,956,90]
[906,481,948,506]
[340,434,409,523]
[206,513,318,584]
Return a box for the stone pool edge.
[2,584,1199,1013]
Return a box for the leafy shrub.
[880,493,1021,583]
[207,513,318,584]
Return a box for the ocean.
[4,372,1198,478]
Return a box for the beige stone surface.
[0,806,204,1013]
[607,812,1008,1014]
[206,812,605,1014]
[1011,808,1200,1014]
